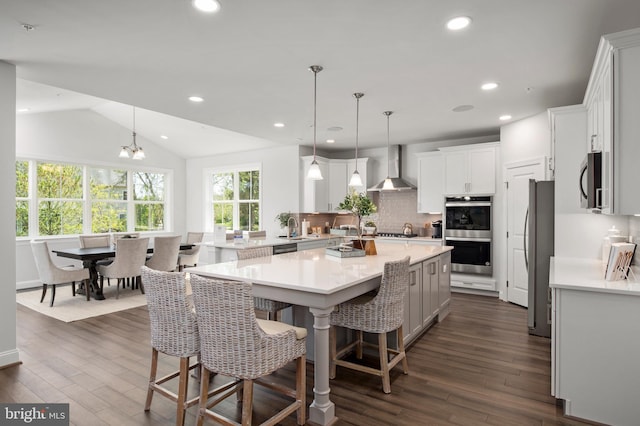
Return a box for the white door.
[505,160,545,307]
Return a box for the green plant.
[336,191,377,237]
[275,212,292,228]
[364,220,376,228]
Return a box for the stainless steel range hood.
[368,145,417,191]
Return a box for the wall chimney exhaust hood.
[368,145,417,191]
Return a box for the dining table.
[53,242,195,300]
[188,241,452,426]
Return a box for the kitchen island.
[550,256,640,426]
[189,242,452,426]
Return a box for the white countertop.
[206,234,341,250]
[191,242,452,295]
[550,256,640,296]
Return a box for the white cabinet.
[450,272,496,292]
[302,156,368,213]
[416,152,443,213]
[584,28,640,214]
[441,143,498,195]
[401,251,452,346]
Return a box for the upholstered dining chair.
[236,246,293,321]
[177,232,204,271]
[190,274,307,426]
[329,256,411,394]
[96,237,149,298]
[146,235,181,272]
[31,240,90,306]
[78,233,111,248]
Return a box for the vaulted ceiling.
[4,0,640,158]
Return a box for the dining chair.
[96,237,149,298]
[31,240,90,306]
[190,274,307,426]
[236,246,293,321]
[329,256,410,394]
[177,232,204,271]
[146,235,181,272]
[78,233,111,248]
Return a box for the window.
[15,161,29,237]
[208,166,260,231]
[37,162,83,235]
[15,159,171,238]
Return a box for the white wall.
[185,144,301,239]
[15,109,187,289]
[0,61,19,367]
[500,111,551,167]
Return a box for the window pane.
[213,203,233,229]
[37,162,82,199]
[16,161,29,198]
[135,204,165,231]
[134,172,164,201]
[38,200,83,235]
[239,202,260,231]
[16,201,29,237]
[92,202,127,233]
[89,168,128,200]
[239,170,260,200]
[250,170,259,200]
[213,173,233,201]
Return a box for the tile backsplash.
[368,191,442,237]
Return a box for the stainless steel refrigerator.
[527,179,554,338]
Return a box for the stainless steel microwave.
[579,151,602,209]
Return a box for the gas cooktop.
[376,232,418,238]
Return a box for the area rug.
[16,286,148,323]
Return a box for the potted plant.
[363,220,377,236]
[275,212,292,235]
[336,191,377,254]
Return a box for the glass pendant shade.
[132,146,145,160]
[307,160,323,180]
[349,170,363,187]
[119,147,130,158]
[118,107,146,160]
[307,65,323,180]
[382,177,395,190]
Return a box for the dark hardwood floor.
[2,293,597,426]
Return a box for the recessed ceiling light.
[188,96,204,102]
[481,82,499,91]
[274,122,285,128]
[499,115,512,121]
[193,0,221,13]
[447,16,471,31]
[326,139,335,144]
[160,135,169,140]
[17,108,30,112]
[452,105,474,112]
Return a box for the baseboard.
[451,287,499,297]
[0,349,21,369]
[16,280,40,291]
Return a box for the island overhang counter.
[188,242,452,426]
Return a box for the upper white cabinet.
[301,156,368,213]
[416,152,443,213]
[584,28,640,214]
[440,142,498,195]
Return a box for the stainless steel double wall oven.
[444,196,492,275]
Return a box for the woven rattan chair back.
[236,246,273,260]
[141,266,199,357]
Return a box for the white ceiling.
[4,0,640,159]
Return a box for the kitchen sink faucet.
[287,216,299,239]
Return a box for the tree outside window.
[15,161,29,237]
[37,162,83,235]
[89,167,128,233]
[134,172,165,231]
[210,168,260,231]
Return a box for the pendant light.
[119,106,145,160]
[382,111,394,190]
[307,65,324,180]
[349,92,364,187]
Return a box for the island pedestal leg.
[308,307,337,426]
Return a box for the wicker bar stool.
[329,256,411,394]
[236,246,293,321]
[190,274,307,426]
[141,267,240,426]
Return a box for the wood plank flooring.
[2,293,598,425]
